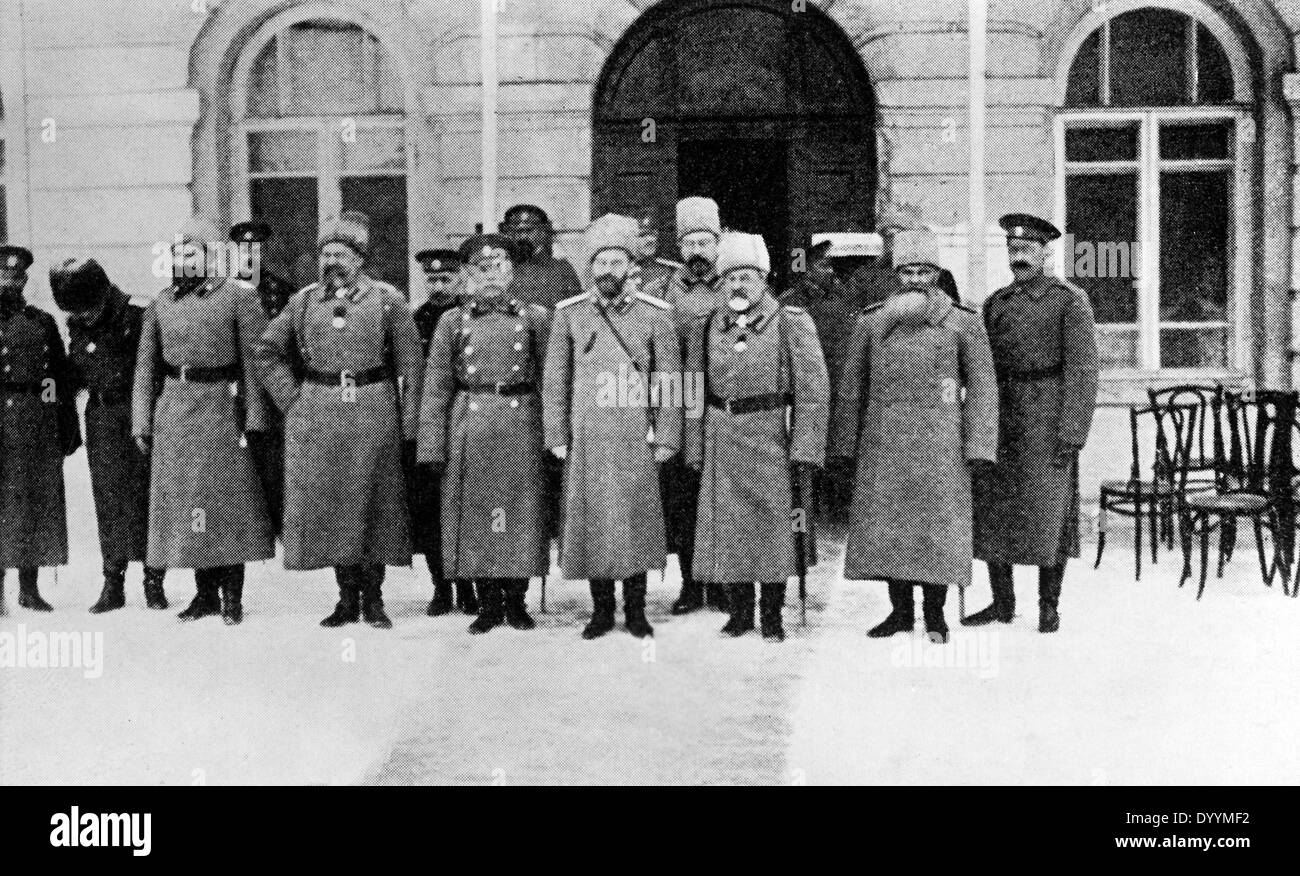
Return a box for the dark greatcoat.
[409,295,459,561]
[973,272,1099,566]
[543,288,683,580]
[831,290,1000,588]
[256,274,424,570]
[417,293,551,579]
[132,277,274,570]
[67,286,150,564]
[0,301,80,568]
[684,296,829,583]
[250,270,294,537]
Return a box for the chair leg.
[1223,518,1237,565]
[1094,502,1107,569]
[1216,522,1227,579]
[1134,496,1143,582]
[1197,518,1211,601]
[1149,495,1160,566]
[1252,514,1273,589]
[1178,508,1193,588]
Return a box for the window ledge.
[1096,369,1250,406]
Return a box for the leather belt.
[458,381,537,397]
[706,392,791,415]
[0,379,45,395]
[163,363,238,382]
[303,366,392,387]
[1000,364,1062,382]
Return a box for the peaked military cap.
[458,233,518,264]
[0,245,34,272]
[230,220,273,243]
[415,248,463,273]
[999,213,1061,244]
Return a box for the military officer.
[633,209,683,291]
[849,203,922,310]
[830,229,999,643]
[685,233,829,641]
[257,211,423,629]
[645,196,726,614]
[230,220,294,539]
[781,233,872,522]
[501,204,583,311]
[967,214,1099,633]
[418,234,551,634]
[132,218,273,625]
[544,214,683,639]
[51,258,167,612]
[0,245,79,616]
[411,248,476,617]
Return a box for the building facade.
[2,0,1299,499]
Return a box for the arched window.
[0,88,8,243]
[231,14,409,293]
[1058,6,1251,373]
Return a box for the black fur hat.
[50,257,112,313]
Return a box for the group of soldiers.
[0,192,1097,644]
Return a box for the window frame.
[228,7,415,292]
[1055,106,1251,378]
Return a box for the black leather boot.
[670,579,704,615]
[623,574,653,638]
[426,580,454,616]
[360,566,392,629]
[922,584,949,644]
[143,566,168,610]
[180,570,222,622]
[468,580,504,634]
[220,566,244,626]
[706,581,731,612]
[89,560,128,614]
[721,583,755,637]
[867,581,915,638]
[502,579,536,630]
[1039,565,1063,633]
[963,562,1015,626]
[582,580,617,640]
[18,568,52,612]
[455,579,479,615]
[760,582,786,642]
[321,567,361,627]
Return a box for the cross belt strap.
[162,363,239,382]
[457,381,537,396]
[706,391,792,415]
[303,365,392,387]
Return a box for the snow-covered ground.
[2,457,1298,784]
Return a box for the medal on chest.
[86,342,97,354]
[332,304,347,330]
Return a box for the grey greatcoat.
[973,273,1099,566]
[684,296,829,584]
[831,290,999,588]
[132,278,274,569]
[543,288,683,581]
[256,274,424,571]
[417,294,552,579]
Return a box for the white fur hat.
[891,228,942,271]
[584,213,640,262]
[716,231,771,277]
[676,196,721,240]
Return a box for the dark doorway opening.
[677,138,789,285]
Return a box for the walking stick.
[790,463,809,626]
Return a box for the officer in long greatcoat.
[967,214,1098,634]
[257,211,423,629]
[51,258,167,613]
[686,233,829,641]
[411,247,475,617]
[830,229,999,643]
[0,245,80,616]
[132,218,274,625]
[230,221,294,539]
[544,214,683,640]
[418,234,551,634]
[644,196,726,614]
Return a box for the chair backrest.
[1148,401,1198,491]
[1148,383,1221,469]
[1220,389,1298,494]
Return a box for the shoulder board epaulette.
[298,282,321,296]
[955,302,977,313]
[655,257,684,269]
[782,304,806,315]
[555,292,587,310]
[861,301,885,312]
[1056,277,1087,297]
[635,291,671,310]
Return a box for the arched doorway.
[592,0,876,284]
